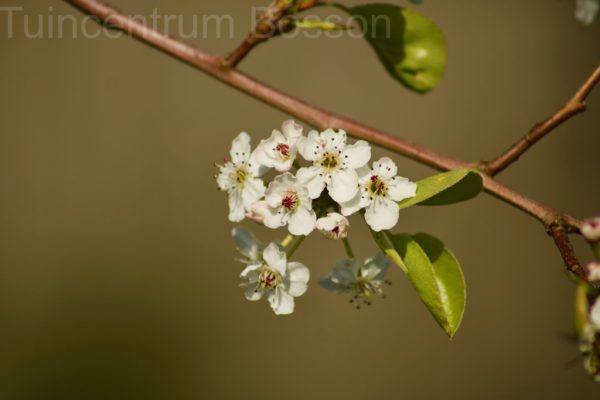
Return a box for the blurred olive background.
[0,0,599,399]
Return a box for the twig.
[484,65,600,176]
[64,0,591,282]
[223,0,321,68]
[549,224,597,288]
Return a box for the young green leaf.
[347,4,446,93]
[398,169,483,209]
[391,233,466,338]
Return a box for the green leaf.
[398,169,483,209]
[347,4,446,93]
[391,233,466,338]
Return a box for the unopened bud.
[589,262,600,282]
[582,217,600,242]
[246,200,269,224]
[316,212,349,240]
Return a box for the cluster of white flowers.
[218,121,418,315]
[217,121,417,232]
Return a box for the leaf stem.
[342,238,355,259]
[370,230,407,273]
[287,235,306,258]
[280,234,295,248]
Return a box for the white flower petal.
[298,130,320,161]
[387,177,417,202]
[288,207,317,236]
[287,261,310,296]
[240,263,262,279]
[321,128,347,151]
[329,169,359,203]
[281,120,303,141]
[243,284,263,301]
[361,253,390,281]
[228,190,246,222]
[263,207,285,229]
[371,157,397,179]
[591,298,600,330]
[340,190,369,216]
[319,276,347,292]
[365,197,400,232]
[242,178,266,211]
[232,226,260,260]
[297,166,327,199]
[332,259,361,284]
[341,140,371,169]
[230,132,251,164]
[269,288,295,315]
[263,243,287,276]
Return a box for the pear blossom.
[253,120,304,172]
[589,262,600,282]
[263,172,317,236]
[316,212,350,240]
[246,200,269,224]
[319,253,391,307]
[240,243,310,315]
[297,128,371,203]
[591,298,600,330]
[582,217,600,241]
[576,0,600,25]
[340,157,416,232]
[216,132,266,222]
[232,226,263,264]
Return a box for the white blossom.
[263,172,317,236]
[589,262,600,282]
[319,253,391,307]
[246,200,269,224]
[582,217,600,241]
[340,157,416,232]
[316,212,349,240]
[297,128,371,203]
[216,132,266,222]
[232,226,263,264]
[253,120,304,172]
[576,0,600,25]
[591,298,600,331]
[240,243,310,315]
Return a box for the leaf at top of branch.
[344,3,447,93]
[390,233,466,338]
[398,169,483,209]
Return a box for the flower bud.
[582,217,600,242]
[246,200,269,224]
[316,212,349,240]
[589,262,600,282]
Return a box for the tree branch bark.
[64,0,593,282]
[484,65,600,176]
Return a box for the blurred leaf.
[398,169,483,208]
[347,4,446,93]
[574,283,590,339]
[391,233,466,338]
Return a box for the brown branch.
[484,65,600,176]
[64,0,592,282]
[223,0,320,68]
[549,224,597,288]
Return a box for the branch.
[484,65,600,176]
[549,224,598,288]
[64,0,591,280]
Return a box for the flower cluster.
[218,121,417,315]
